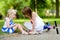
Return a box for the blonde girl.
[2,8,28,34]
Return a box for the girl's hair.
[22,7,32,18]
[7,8,17,17]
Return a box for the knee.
[17,24,22,27]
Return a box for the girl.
[2,8,28,34]
[22,7,53,34]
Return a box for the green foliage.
[30,0,52,17]
[0,0,59,19]
[0,0,31,19]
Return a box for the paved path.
[0,26,60,40]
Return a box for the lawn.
[0,18,60,35]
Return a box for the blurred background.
[0,0,60,35]
[0,0,60,19]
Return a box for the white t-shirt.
[24,14,45,32]
[34,15,45,31]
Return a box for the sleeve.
[5,17,10,21]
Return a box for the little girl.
[2,8,28,34]
[22,7,53,34]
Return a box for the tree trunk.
[34,0,37,13]
[56,0,59,18]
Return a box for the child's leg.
[13,24,28,34]
[24,22,32,30]
[43,25,51,32]
[43,25,48,30]
[45,22,54,29]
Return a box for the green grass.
[0,18,60,35]
[43,18,60,25]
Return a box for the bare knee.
[17,24,22,27]
[14,23,22,28]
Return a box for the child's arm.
[30,12,36,32]
[6,19,11,28]
[30,19,35,32]
[5,18,15,28]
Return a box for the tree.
[35,0,37,13]
[30,0,51,17]
[56,0,59,18]
[0,0,30,19]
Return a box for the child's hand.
[13,23,16,26]
[10,23,16,27]
[29,32,33,34]
[30,19,33,24]
[29,30,34,34]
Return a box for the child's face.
[24,15,29,17]
[12,14,16,18]
[24,13,30,18]
[8,9,17,19]
[10,13,16,19]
